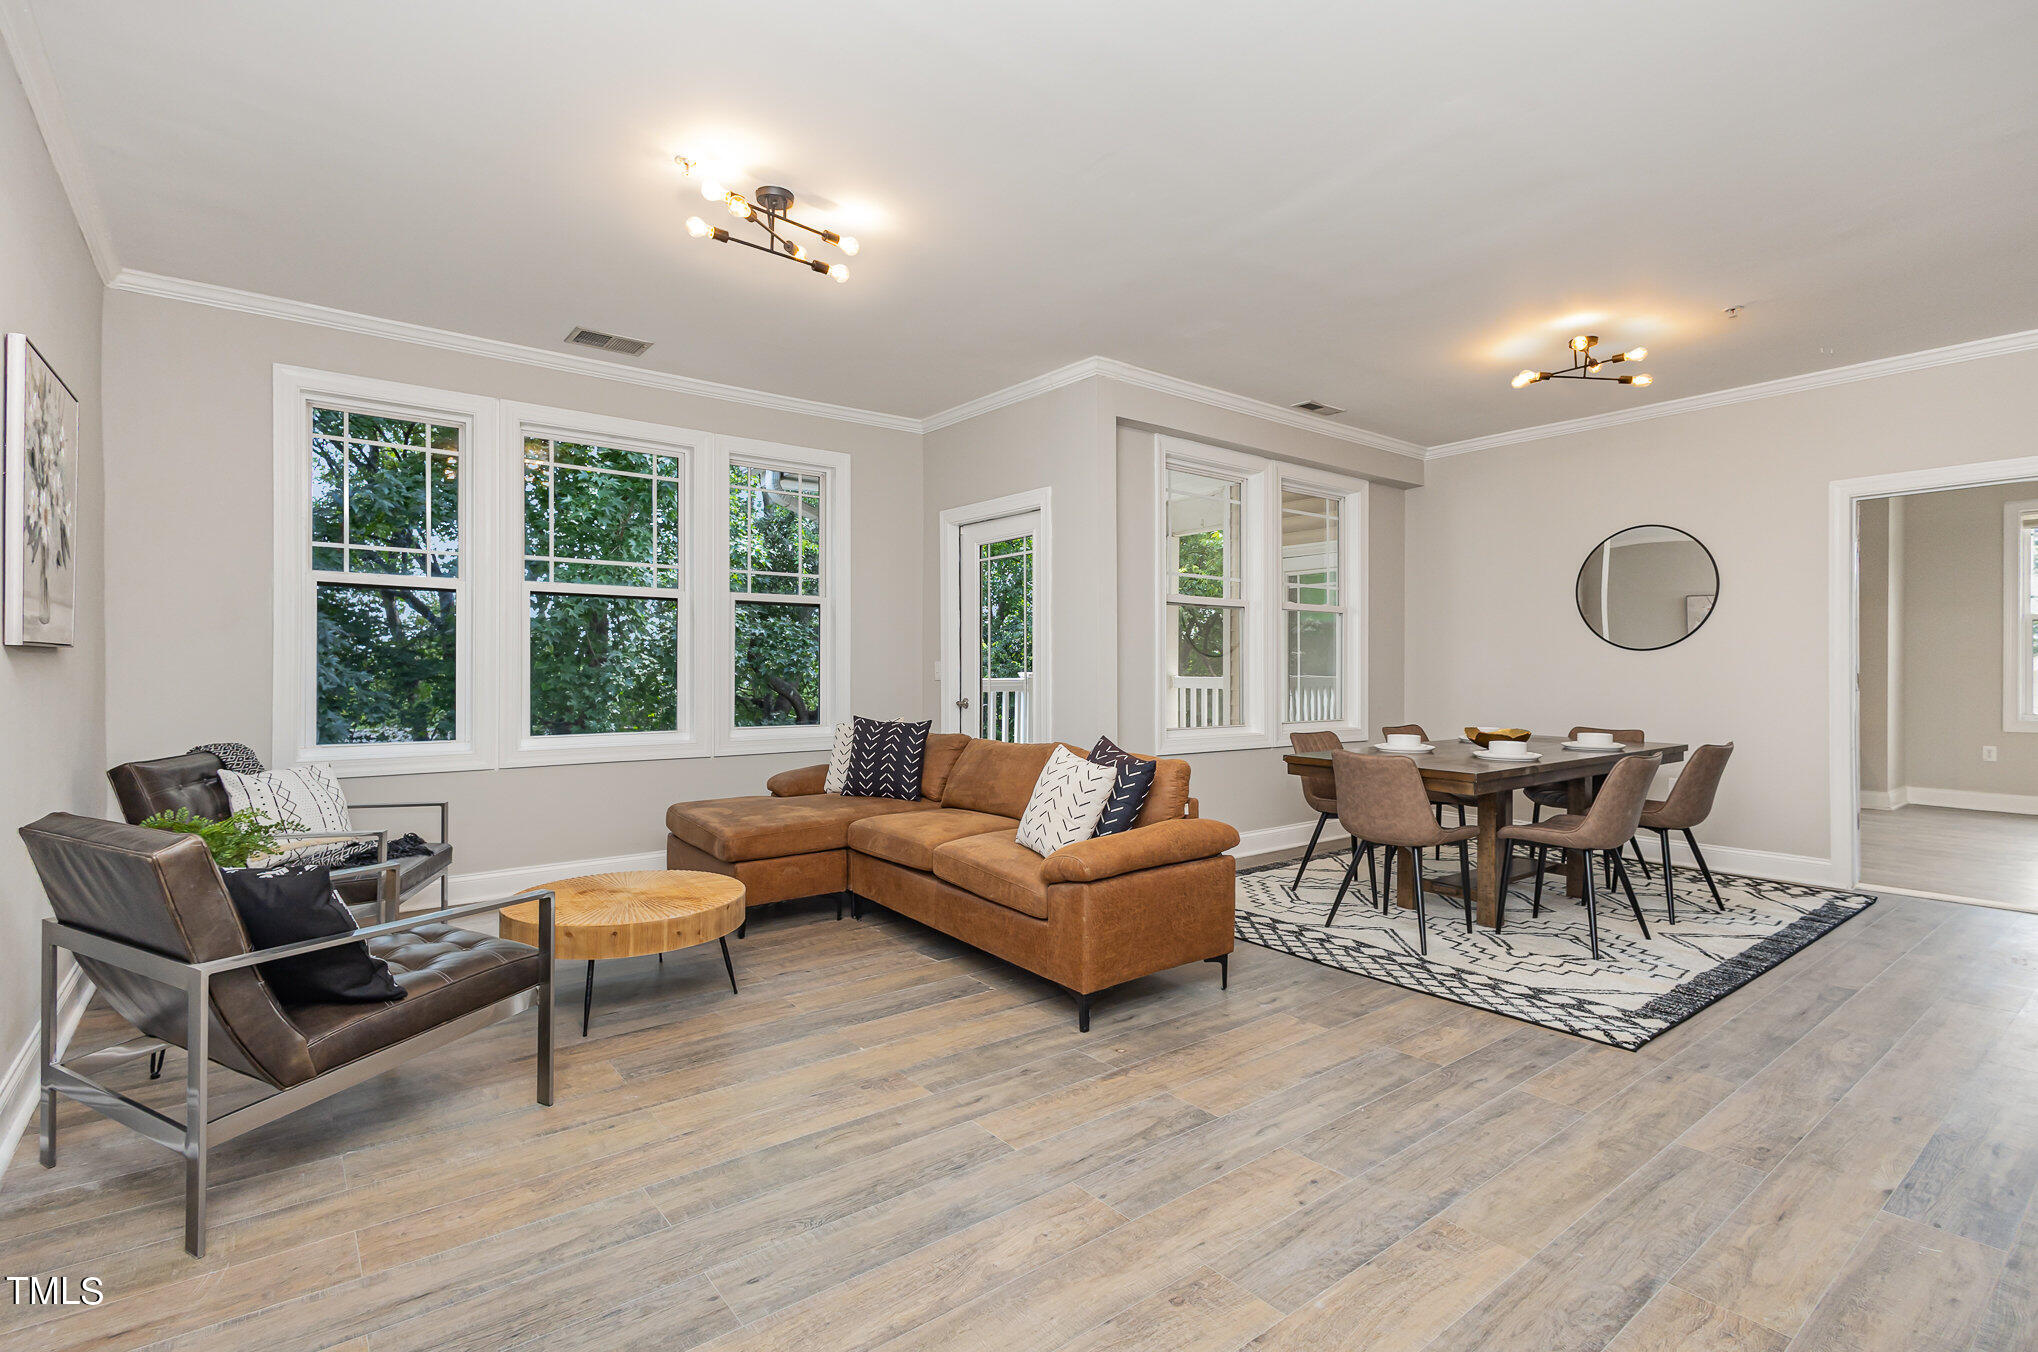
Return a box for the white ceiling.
[23,0,2038,445]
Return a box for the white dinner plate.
[1472,749,1542,762]
[1375,742,1435,753]
[1562,741,1624,751]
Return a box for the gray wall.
[1896,479,2038,798]
[1406,345,2038,865]
[0,38,106,1133]
[1857,497,1895,796]
[100,289,924,879]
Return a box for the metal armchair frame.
[38,864,554,1257]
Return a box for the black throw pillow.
[220,863,405,1004]
[1088,735,1158,836]
[843,716,932,800]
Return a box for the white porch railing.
[1172,675,1230,729]
[1285,676,1339,725]
[981,675,1032,742]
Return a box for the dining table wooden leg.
[1473,788,1513,927]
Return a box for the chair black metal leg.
[1658,828,1677,925]
[719,936,739,994]
[1531,844,1547,917]
[1495,841,1514,931]
[1327,850,1360,926]
[1408,848,1431,955]
[1582,858,1602,959]
[1294,813,1330,889]
[1612,854,1652,939]
[1685,830,1727,910]
[1629,838,1652,880]
[1365,842,1381,911]
[1432,804,1444,860]
[581,960,595,1037]
[1076,992,1092,1032]
[1457,840,1474,932]
[148,1047,166,1080]
[1206,954,1229,988]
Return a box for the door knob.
[955,697,970,709]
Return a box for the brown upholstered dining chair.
[1498,754,1661,959]
[21,813,555,1257]
[1288,730,1347,888]
[1380,724,1472,859]
[1634,743,1735,920]
[1526,726,1653,880]
[1331,752,1476,952]
[108,751,454,921]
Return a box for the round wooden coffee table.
[500,870,746,1036]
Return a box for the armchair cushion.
[1040,817,1242,884]
[220,863,403,1004]
[331,842,452,914]
[288,922,541,1073]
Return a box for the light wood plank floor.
[1861,804,2038,911]
[3,888,2036,1352]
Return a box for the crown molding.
[108,269,926,433]
[1426,326,2038,460]
[0,0,121,283]
[924,355,1428,460]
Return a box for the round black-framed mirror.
[1575,524,1719,651]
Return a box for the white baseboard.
[1229,816,1845,890]
[1859,788,1908,811]
[1897,786,2038,817]
[0,964,93,1190]
[443,849,669,905]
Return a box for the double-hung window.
[514,416,694,761]
[1280,485,1353,729]
[1165,463,1251,733]
[728,461,827,728]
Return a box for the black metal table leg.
[719,936,739,994]
[581,960,595,1037]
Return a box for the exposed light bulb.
[828,263,849,283]
[726,193,752,219]
[685,216,710,238]
[1586,362,1602,374]
[784,239,806,260]
[1569,334,1590,352]
[1624,346,1647,362]
[836,235,860,256]
[1631,373,1652,386]
[673,156,696,176]
[1511,370,1537,388]
[700,180,726,201]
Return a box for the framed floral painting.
[4,333,79,646]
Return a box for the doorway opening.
[940,490,1051,742]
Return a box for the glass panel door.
[958,512,1039,741]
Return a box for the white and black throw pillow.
[843,717,931,800]
[1087,735,1158,837]
[1016,746,1117,856]
[824,721,855,794]
[219,863,404,1004]
[220,764,355,862]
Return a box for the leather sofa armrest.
[1041,817,1241,884]
[767,764,830,797]
[1185,798,1199,819]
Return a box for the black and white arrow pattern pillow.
[1016,746,1117,856]
[824,721,855,794]
[220,763,354,834]
[1087,735,1158,837]
[842,717,931,800]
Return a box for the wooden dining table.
[1282,734,1687,928]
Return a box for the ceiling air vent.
[1290,400,1345,417]
[565,326,654,357]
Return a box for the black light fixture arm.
[1513,335,1652,388]
[681,175,856,282]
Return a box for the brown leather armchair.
[109,751,454,918]
[20,813,554,1257]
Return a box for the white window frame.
[713,435,851,756]
[2002,499,2038,733]
[1278,471,1369,740]
[272,367,499,777]
[1154,436,1276,754]
[939,488,1055,741]
[499,403,713,768]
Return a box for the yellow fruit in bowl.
[1464,727,1532,748]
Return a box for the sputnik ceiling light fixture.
[1513,335,1651,389]
[675,156,857,282]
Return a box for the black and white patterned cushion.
[220,763,353,833]
[1087,735,1158,837]
[190,742,266,774]
[1016,746,1117,856]
[824,721,855,794]
[842,717,931,800]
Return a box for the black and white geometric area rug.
[1237,848,1875,1050]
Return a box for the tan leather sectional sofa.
[664,733,1239,1028]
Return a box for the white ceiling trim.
[1426,325,2038,460]
[0,0,120,283]
[923,355,1427,460]
[107,269,927,434]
